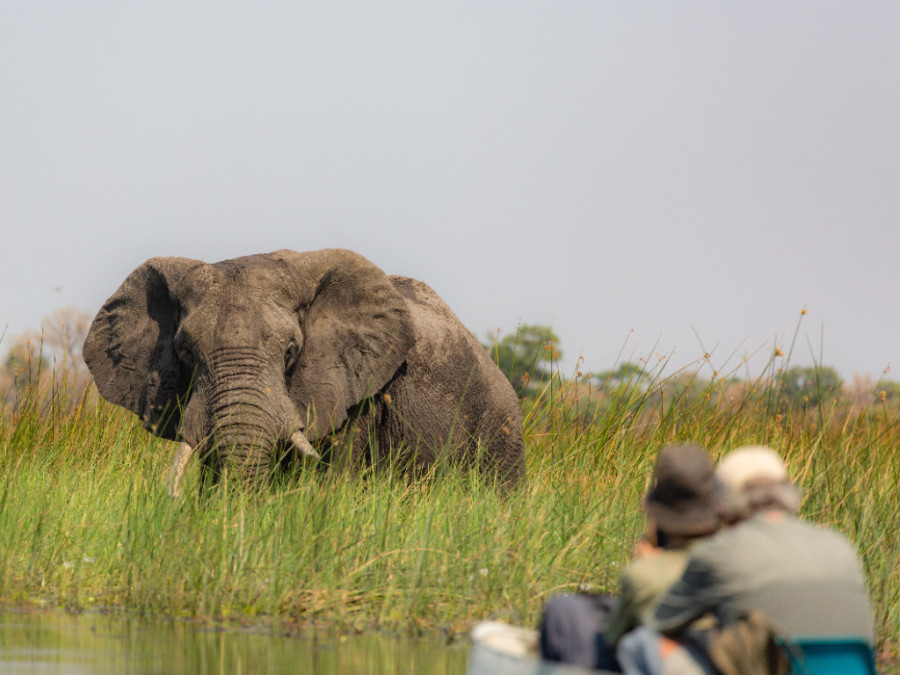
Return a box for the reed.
[0,355,897,665]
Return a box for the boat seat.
[776,636,876,674]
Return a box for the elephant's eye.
[285,340,300,375]
[175,333,196,368]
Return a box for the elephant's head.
[84,249,415,489]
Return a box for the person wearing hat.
[539,444,721,670]
[646,445,874,643]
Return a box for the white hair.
[716,477,801,521]
[715,445,800,521]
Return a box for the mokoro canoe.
[466,621,604,675]
[468,621,878,674]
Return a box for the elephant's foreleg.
[166,441,196,497]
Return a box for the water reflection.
[0,611,468,674]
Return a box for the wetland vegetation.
[1,317,898,669]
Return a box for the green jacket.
[648,511,874,643]
[604,545,693,646]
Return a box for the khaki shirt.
[604,546,693,646]
[649,511,874,643]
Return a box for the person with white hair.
[648,445,874,641]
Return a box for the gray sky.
[2,2,899,382]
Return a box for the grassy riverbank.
[1,365,898,666]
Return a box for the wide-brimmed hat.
[644,444,718,536]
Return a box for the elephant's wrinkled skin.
[83,249,525,493]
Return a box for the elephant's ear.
[274,249,415,439]
[83,257,203,440]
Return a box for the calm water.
[0,611,469,674]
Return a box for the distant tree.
[41,307,91,372]
[656,371,710,405]
[2,332,45,374]
[776,365,843,408]
[874,379,900,406]
[593,362,651,390]
[844,373,876,408]
[483,324,562,391]
[1,331,46,406]
[588,364,712,414]
[1,307,93,407]
[582,362,651,416]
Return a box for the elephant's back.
[387,275,525,486]
[388,275,498,380]
[388,275,456,322]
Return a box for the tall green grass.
[0,358,897,665]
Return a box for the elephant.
[83,248,525,495]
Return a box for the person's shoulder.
[759,511,851,541]
[705,512,860,560]
[687,523,743,557]
[623,549,690,588]
[783,513,862,555]
[682,517,768,565]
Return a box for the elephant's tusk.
[166,441,196,498]
[291,432,321,461]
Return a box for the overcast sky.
[2,2,898,383]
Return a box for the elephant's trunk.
[211,405,280,486]
[169,348,321,493]
[205,348,285,485]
